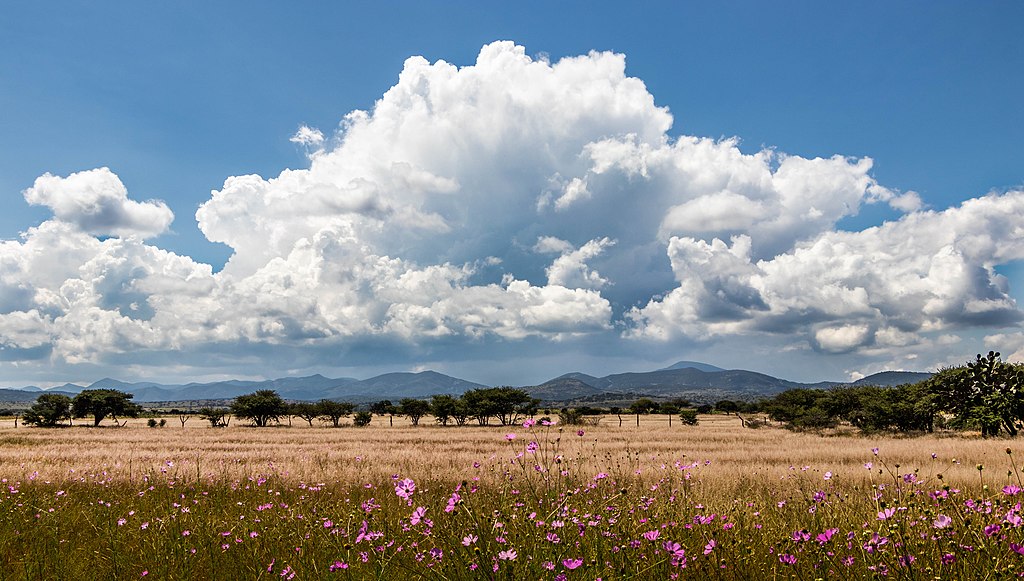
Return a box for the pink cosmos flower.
[394,478,416,504]
[703,540,716,555]
[662,541,685,559]
[933,514,952,529]
[816,528,838,544]
[410,506,427,525]
[498,549,517,561]
[445,492,461,513]
[562,558,583,570]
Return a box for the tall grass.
[1,416,1023,578]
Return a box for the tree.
[72,389,142,427]
[353,411,372,426]
[290,402,320,427]
[430,394,459,426]
[399,398,431,426]
[627,398,659,415]
[197,407,229,427]
[761,389,834,428]
[679,409,699,425]
[230,390,288,427]
[714,400,740,414]
[317,400,356,427]
[450,397,471,426]
[931,352,1024,437]
[22,393,72,427]
[462,387,537,426]
[370,400,397,426]
[462,389,497,425]
[558,408,585,425]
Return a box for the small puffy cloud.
[541,237,615,290]
[890,190,924,213]
[533,236,574,255]
[813,324,874,354]
[553,177,591,211]
[23,168,173,239]
[290,125,325,148]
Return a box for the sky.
[1,1,1023,387]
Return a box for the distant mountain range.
[0,361,932,405]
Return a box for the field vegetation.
[2,413,1024,578]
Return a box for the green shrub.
[679,409,698,425]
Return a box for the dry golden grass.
[0,414,1016,491]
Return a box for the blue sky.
[1,2,1022,386]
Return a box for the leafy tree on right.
[930,351,1024,437]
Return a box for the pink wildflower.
[410,506,427,525]
[329,561,348,571]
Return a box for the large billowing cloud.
[0,41,1020,381]
[628,190,1024,354]
[24,168,173,239]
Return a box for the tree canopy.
[230,390,288,427]
[398,398,431,425]
[930,351,1024,437]
[317,400,356,427]
[23,393,72,427]
[71,389,142,427]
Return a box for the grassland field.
[1,414,1023,579]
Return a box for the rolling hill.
[0,362,934,406]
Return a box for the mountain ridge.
[0,364,933,404]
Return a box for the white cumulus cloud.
[23,168,173,239]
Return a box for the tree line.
[758,351,1024,437]
[18,387,544,429]
[18,352,1024,436]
